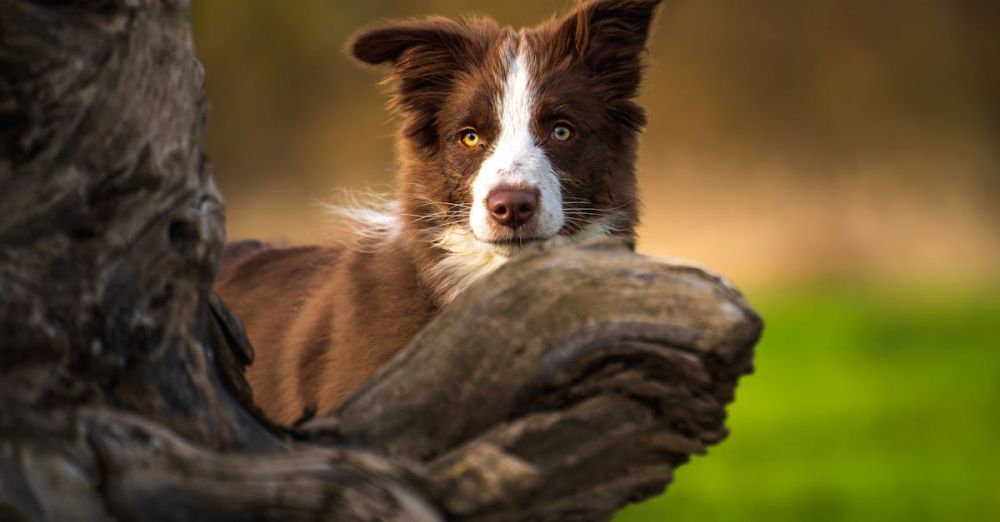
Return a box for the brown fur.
[215,0,662,424]
[216,239,437,424]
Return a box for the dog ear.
[552,0,662,128]
[348,18,479,150]
[349,17,471,66]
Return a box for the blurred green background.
[192,1,999,520]
[617,283,1000,521]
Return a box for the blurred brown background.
[192,0,999,288]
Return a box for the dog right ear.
[348,17,471,66]
[347,18,478,150]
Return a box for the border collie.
[215,0,662,424]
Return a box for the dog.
[214,0,662,424]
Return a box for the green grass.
[616,283,1000,521]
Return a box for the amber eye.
[460,129,480,148]
[551,124,573,141]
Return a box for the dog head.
[350,0,661,300]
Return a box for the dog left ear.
[554,0,662,105]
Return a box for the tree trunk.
[0,1,762,521]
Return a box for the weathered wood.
[0,1,761,521]
[309,240,759,521]
[0,0,255,448]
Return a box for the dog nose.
[486,189,537,229]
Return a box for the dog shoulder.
[215,242,343,309]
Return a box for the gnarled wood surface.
[0,1,762,521]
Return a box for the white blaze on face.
[426,41,610,304]
[469,45,563,243]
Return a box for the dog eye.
[460,129,480,148]
[551,124,573,141]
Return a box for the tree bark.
[0,1,762,521]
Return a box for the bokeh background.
[192,1,1000,520]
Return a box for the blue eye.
[551,124,573,141]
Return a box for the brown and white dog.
[215,0,662,424]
